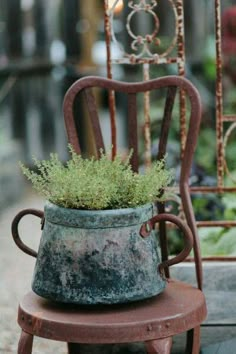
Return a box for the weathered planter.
[11,202,193,305]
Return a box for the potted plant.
[11,147,193,305]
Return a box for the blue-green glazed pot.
[31,201,166,304]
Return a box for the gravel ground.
[1,190,235,354]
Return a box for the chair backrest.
[63,75,203,290]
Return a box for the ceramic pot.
[12,202,193,304]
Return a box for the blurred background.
[1,1,236,352]
[0,0,215,162]
[1,0,236,255]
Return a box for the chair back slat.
[156,86,178,278]
[127,93,138,172]
[83,88,105,156]
[157,86,178,161]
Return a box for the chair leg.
[145,337,172,354]
[18,330,33,354]
[185,326,200,354]
[67,343,81,354]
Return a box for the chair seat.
[18,279,207,344]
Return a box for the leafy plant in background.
[198,193,236,256]
[199,227,236,257]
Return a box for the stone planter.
[11,202,193,305]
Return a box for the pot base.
[32,281,166,305]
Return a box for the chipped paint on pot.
[32,201,165,304]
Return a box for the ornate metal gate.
[103,0,236,259]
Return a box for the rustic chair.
[16,75,207,354]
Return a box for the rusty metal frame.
[104,0,185,66]
[215,0,236,191]
[103,1,236,258]
[104,0,186,161]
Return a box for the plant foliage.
[20,147,173,210]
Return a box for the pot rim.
[44,201,155,228]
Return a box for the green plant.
[20,147,173,210]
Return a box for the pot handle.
[11,208,44,258]
[140,213,193,275]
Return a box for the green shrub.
[20,147,173,210]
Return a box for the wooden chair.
[16,75,207,353]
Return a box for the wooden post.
[5,0,22,57]
[33,0,55,157]
[34,0,48,57]
[5,0,26,141]
[64,0,81,60]
[79,0,101,70]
